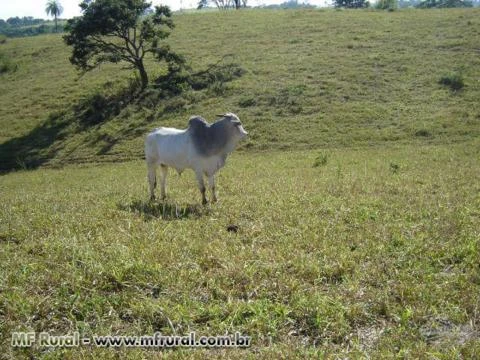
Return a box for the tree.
[45,0,64,32]
[64,0,183,90]
[197,0,208,9]
[416,0,472,6]
[6,17,22,27]
[197,0,247,9]
[334,0,369,7]
[375,0,398,8]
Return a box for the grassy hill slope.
[0,8,479,170]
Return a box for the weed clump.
[313,152,329,167]
[389,162,400,174]
[439,73,464,91]
[415,129,432,137]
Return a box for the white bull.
[144,113,248,204]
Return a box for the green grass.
[1,142,479,358]
[1,7,480,358]
[0,8,479,170]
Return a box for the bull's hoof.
[202,198,208,205]
[149,195,155,202]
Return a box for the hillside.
[0,8,479,170]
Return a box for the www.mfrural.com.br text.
[11,331,251,348]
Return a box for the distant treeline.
[258,0,317,9]
[0,17,65,37]
[2,0,479,37]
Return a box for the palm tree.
[45,0,64,33]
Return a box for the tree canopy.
[45,0,64,32]
[334,0,370,7]
[63,0,183,89]
[416,0,472,7]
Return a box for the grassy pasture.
[1,142,480,358]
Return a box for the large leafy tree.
[45,0,64,32]
[64,0,183,89]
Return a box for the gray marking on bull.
[188,115,237,157]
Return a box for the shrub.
[0,52,17,74]
[375,0,398,9]
[439,73,464,91]
[415,129,432,137]
[334,0,370,7]
[416,0,473,7]
[313,152,329,167]
[389,162,400,174]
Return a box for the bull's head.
[217,113,248,139]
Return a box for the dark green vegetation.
[1,9,479,171]
[0,50,17,74]
[416,0,474,8]
[0,17,66,37]
[64,0,182,89]
[334,0,370,8]
[439,71,465,91]
[0,8,479,358]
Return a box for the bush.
[415,129,432,137]
[375,0,398,9]
[389,162,400,174]
[334,0,370,7]
[416,0,472,7]
[313,152,329,167]
[439,72,464,91]
[0,51,17,74]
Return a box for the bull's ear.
[216,114,225,118]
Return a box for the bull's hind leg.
[195,170,207,205]
[147,162,157,201]
[208,174,217,203]
[159,165,168,200]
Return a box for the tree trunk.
[55,15,58,32]
[137,61,149,89]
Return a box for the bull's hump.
[189,117,228,157]
[188,116,210,129]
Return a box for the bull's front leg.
[208,174,217,202]
[195,171,207,205]
[147,162,157,201]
